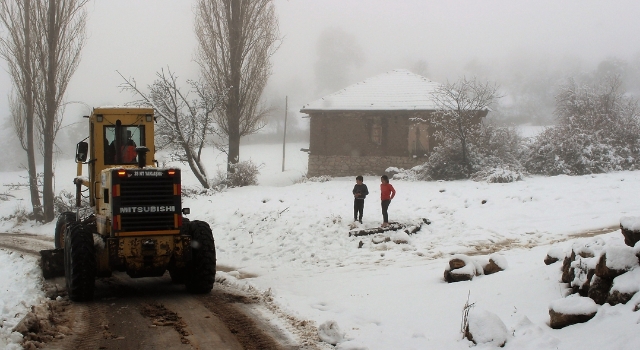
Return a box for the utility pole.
[282,96,288,172]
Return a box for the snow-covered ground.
[1,142,640,349]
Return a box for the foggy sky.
[0,0,639,131]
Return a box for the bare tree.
[119,68,223,189]
[0,0,43,221]
[31,0,88,222]
[194,0,280,172]
[431,77,500,176]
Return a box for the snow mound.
[318,320,344,345]
[467,308,508,346]
[336,340,369,350]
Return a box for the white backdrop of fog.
[0,0,639,170]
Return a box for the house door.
[408,123,429,156]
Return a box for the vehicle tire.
[54,212,77,249]
[169,267,187,284]
[179,217,190,235]
[64,222,96,301]
[185,220,216,294]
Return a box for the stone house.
[300,69,487,177]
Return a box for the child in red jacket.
[380,175,396,227]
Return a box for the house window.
[371,124,382,145]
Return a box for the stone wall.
[307,154,425,177]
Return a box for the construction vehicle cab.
[41,107,216,301]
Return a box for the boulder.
[607,290,635,306]
[483,260,502,275]
[621,228,640,248]
[544,248,566,265]
[561,253,575,284]
[549,309,596,329]
[445,255,478,283]
[587,275,612,305]
[449,258,467,270]
[606,267,640,305]
[545,255,559,265]
[595,247,638,280]
[444,267,474,283]
[548,296,598,329]
[620,216,640,247]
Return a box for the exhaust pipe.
[136,146,149,168]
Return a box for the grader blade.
[40,249,65,279]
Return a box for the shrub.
[416,123,525,182]
[213,160,262,188]
[524,76,640,176]
[422,139,471,180]
[472,166,523,183]
[295,175,333,183]
[53,190,91,217]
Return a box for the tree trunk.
[23,0,44,221]
[226,0,242,172]
[43,0,59,222]
[183,141,210,189]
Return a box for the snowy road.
[0,233,54,256]
[0,232,321,350]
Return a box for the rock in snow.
[548,295,598,329]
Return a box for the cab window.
[104,125,144,164]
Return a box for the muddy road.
[0,233,323,350]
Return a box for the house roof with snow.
[300,69,442,113]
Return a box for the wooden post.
[282,96,288,172]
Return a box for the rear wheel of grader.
[64,222,96,301]
[185,220,216,294]
[54,211,77,249]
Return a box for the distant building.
[300,69,487,177]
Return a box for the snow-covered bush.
[181,185,223,198]
[213,160,262,188]
[524,125,637,175]
[415,122,524,182]
[420,139,470,180]
[4,205,31,225]
[296,175,332,183]
[472,166,523,183]
[53,189,91,217]
[390,165,426,181]
[524,76,640,176]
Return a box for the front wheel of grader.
[54,211,77,249]
[64,222,96,301]
[185,220,216,294]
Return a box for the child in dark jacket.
[352,175,369,223]
[380,175,396,227]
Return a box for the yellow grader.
[40,107,216,301]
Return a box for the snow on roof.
[300,69,442,112]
